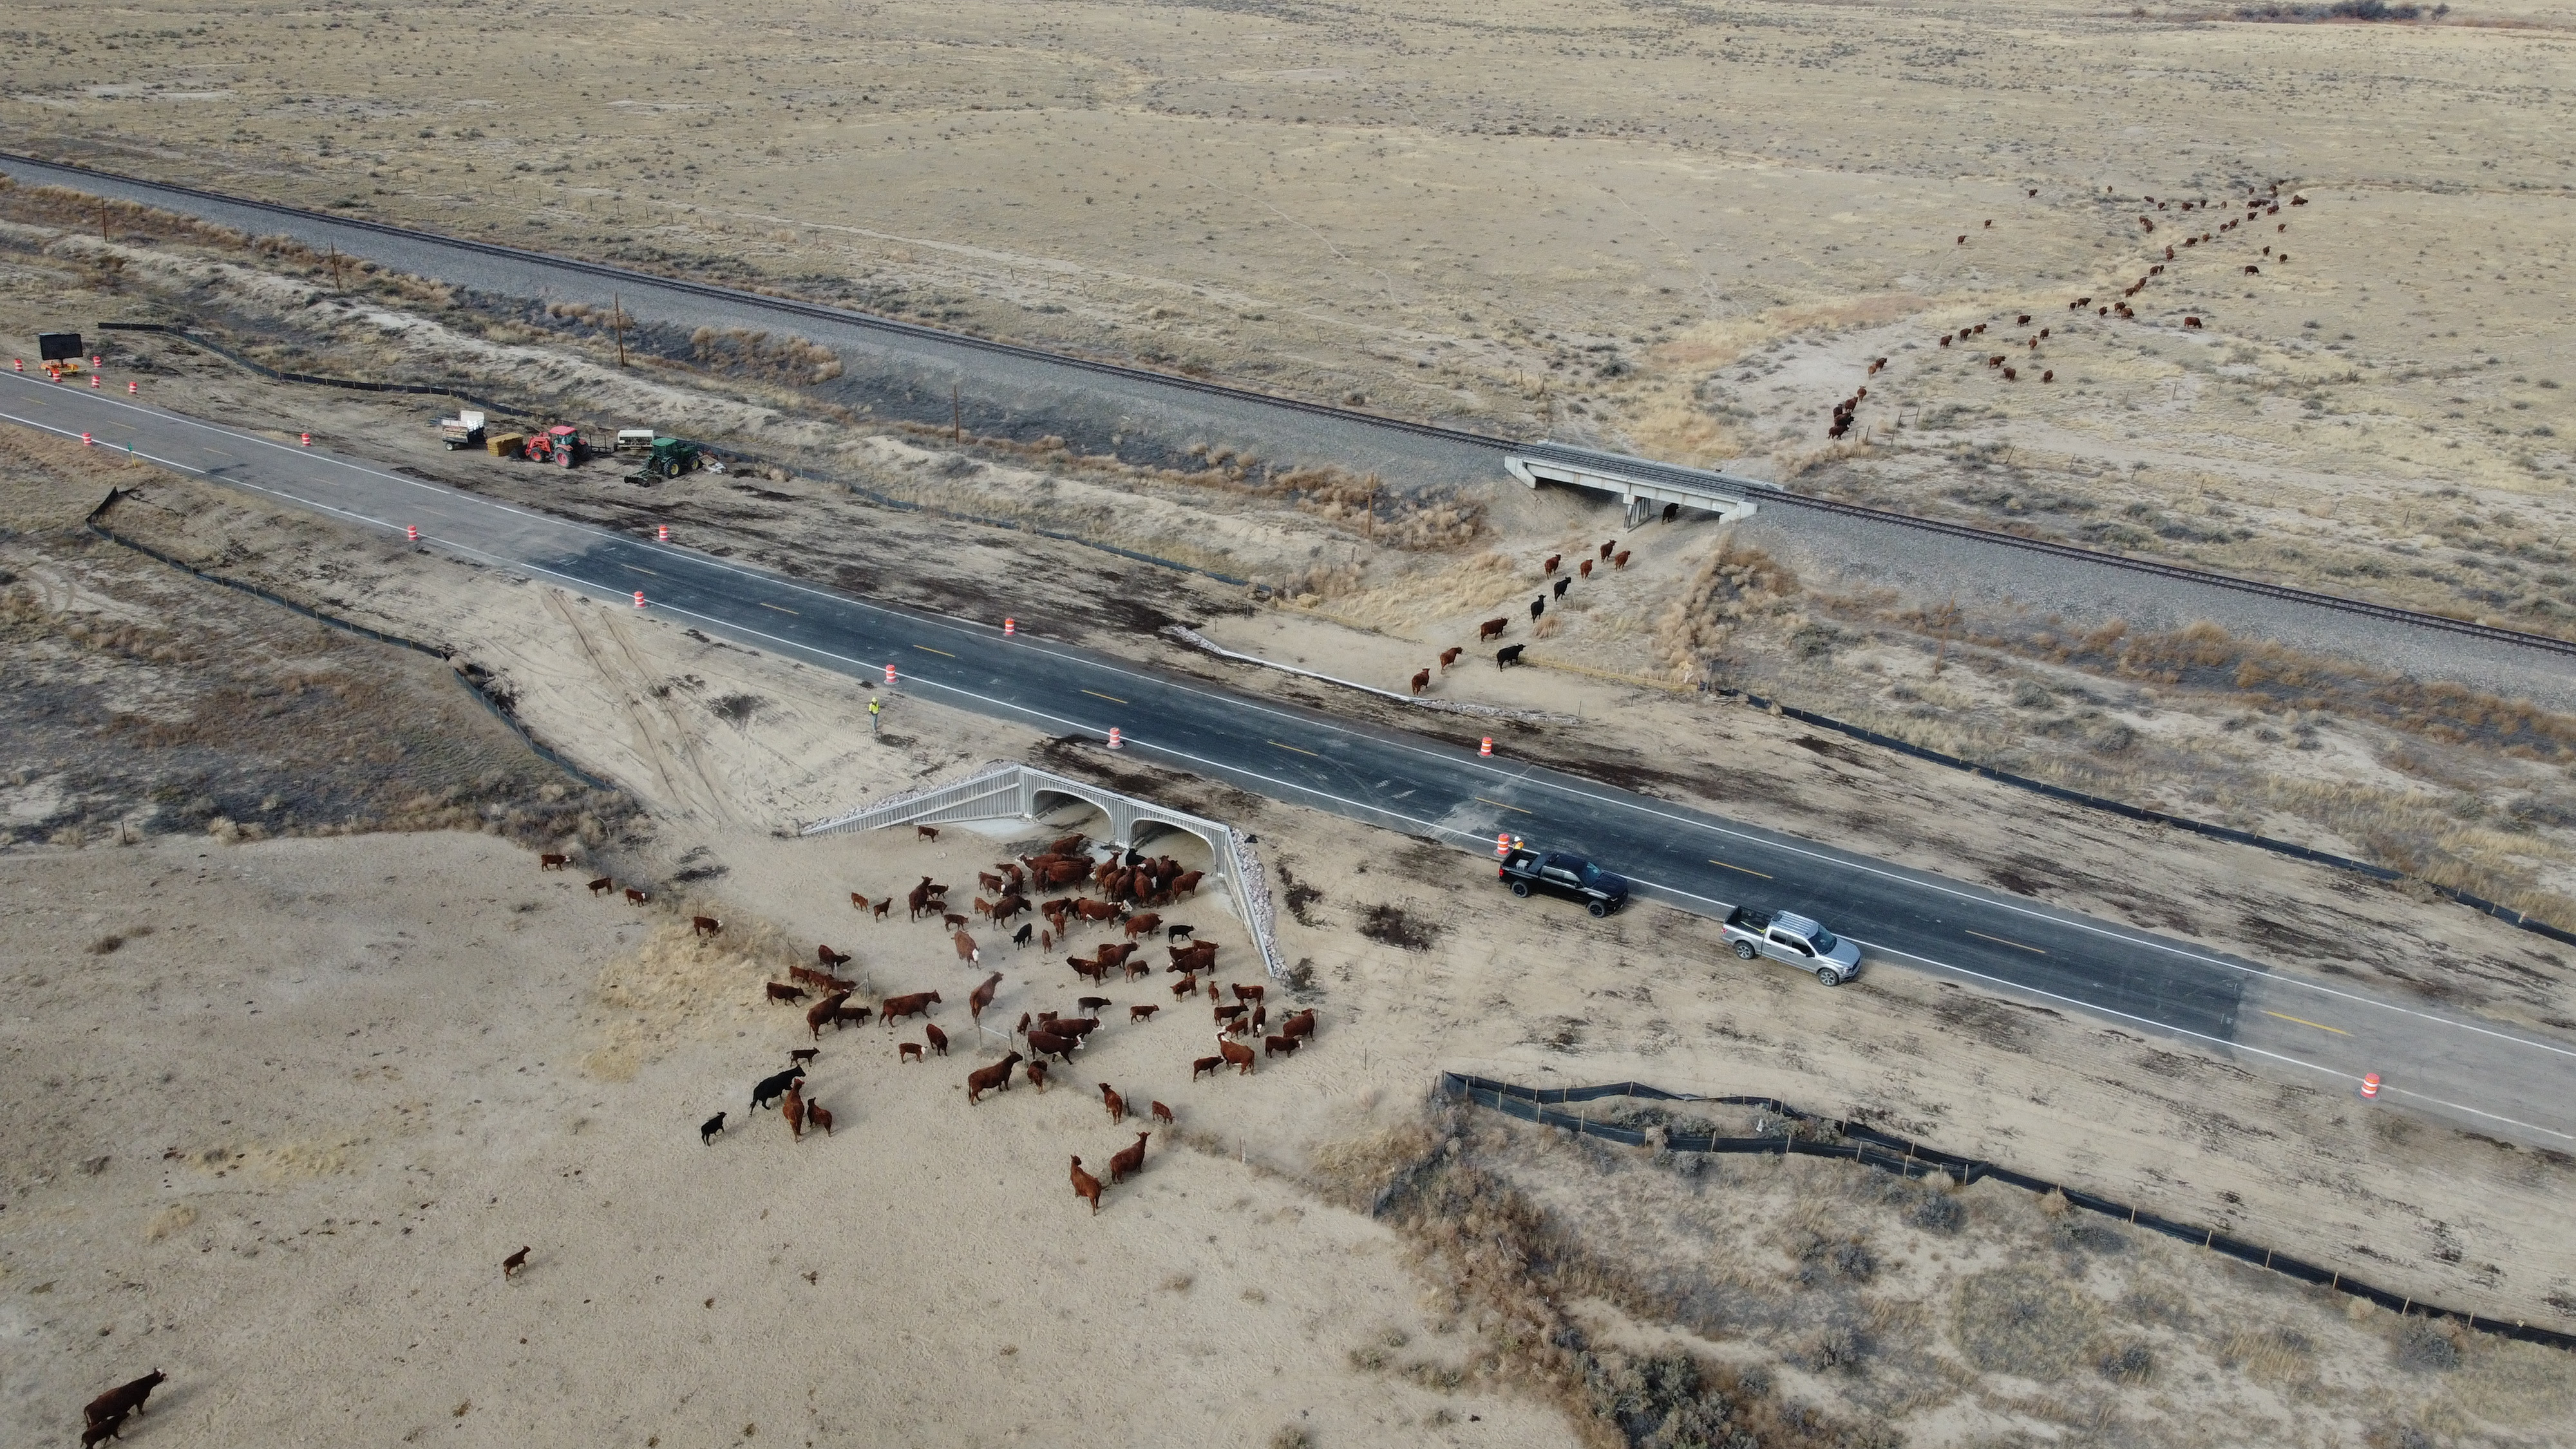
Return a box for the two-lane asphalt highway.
[10,371,2574,1147]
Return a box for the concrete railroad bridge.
[1506,440,1766,527]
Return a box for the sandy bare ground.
[6,451,2576,1443]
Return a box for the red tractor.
[522,424,583,468]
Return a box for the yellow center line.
[621,564,659,577]
[1474,796,1531,815]
[1710,858,1773,880]
[1083,689,1129,705]
[913,645,954,658]
[1269,740,1321,757]
[2262,1009,2349,1036]
[1964,928,2048,955]
[759,601,798,616]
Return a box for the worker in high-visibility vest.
[868,695,882,734]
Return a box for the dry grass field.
[8,3,2576,1439]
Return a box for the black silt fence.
[1439,1072,2576,1353]
[93,323,1255,589]
[81,488,617,794]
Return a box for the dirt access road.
[13,371,2575,1153]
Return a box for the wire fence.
[1710,688,2576,949]
[82,488,616,793]
[1440,1070,2576,1353]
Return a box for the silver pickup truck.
[1722,906,1862,985]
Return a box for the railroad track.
[12,151,2571,663]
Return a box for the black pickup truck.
[1497,847,1631,918]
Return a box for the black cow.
[700,1112,728,1144]
[1497,644,1526,668]
[1552,576,1570,598]
[750,1067,805,1110]
[1530,597,1546,621]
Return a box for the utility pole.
[99,199,109,242]
[1365,484,1377,540]
[328,246,343,293]
[952,384,962,443]
[612,291,627,368]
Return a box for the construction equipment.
[625,435,705,482]
[613,428,657,455]
[522,424,583,468]
[437,410,486,450]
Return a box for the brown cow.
[691,915,722,936]
[806,991,850,1040]
[1232,983,1266,1004]
[835,1001,873,1030]
[1130,1003,1159,1023]
[540,853,570,871]
[789,963,826,989]
[1612,550,1630,570]
[925,1022,949,1057]
[881,990,941,1027]
[979,870,1005,895]
[1053,1016,1102,1039]
[851,891,870,913]
[766,981,809,1005]
[1265,1034,1301,1059]
[952,930,980,965]
[1439,647,1462,672]
[1215,1003,1245,1025]
[1077,995,1112,1014]
[991,895,1030,925]
[1542,553,1561,575]
[588,876,614,895]
[1027,1060,1050,1093]
[1171,870,1203,898]
[1074,899,1122,923]
[1027,1029,1077,1066]
[872,897,891,922]
[1048,833,1088,857]
[819,944,851,968]
[969,971,1005,1023]
[1069,955,1111,985]
[1151,1101,1175,1125]
[1410,668,1431,696]
[1477,618,1508,641]
[504,1246,531,1278]
[1172,972,1198,999]
[1070,1155,1103,1214]
[625,887,650,906]
[790,1047,819,1066]
[1108,1130,1150,1186]
[916,824,941,841]
[1099,1082,1126,1122]
[1251,1004,1267,1034]
[1169,942,1218,972]
[942,913,969,932]
[966,1052,1021,1103]
[1282,1008,1318,1040]
[1599,540,1616,560]
[2184,316,2202,329]
[1219,1036,1256,1075]
[807,1103,835,1137]
[1123,913,1163,940]
[1192,1055,1224,1080]
[899,1042,923,1063]
[782,1082,806,1139]
[1578,558,1593,578]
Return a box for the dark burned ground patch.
[0,531,630,852]
[1926,983,2040,1049]
[1357,901,1441,951]
[1276,860,1327,927]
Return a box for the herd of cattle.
[674,829,1316,1217]
[1415,535,1653,686]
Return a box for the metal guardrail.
[20,151,2575,661]
[1439,1072,2576,1352]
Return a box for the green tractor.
[629,436,704,482]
